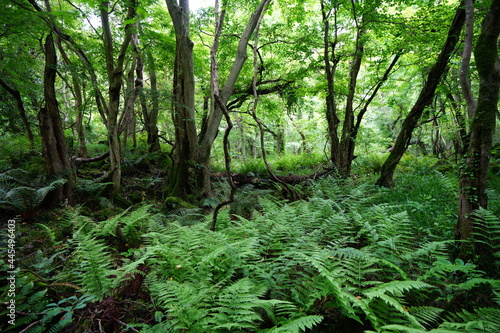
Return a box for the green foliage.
[6,175,499,332]
[71,228,115,299]
[0,169,67,218]
[471,208,500,261]
[0,135,43,172]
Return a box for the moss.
[93,207,123,221]
[112,194,133,209]
[162,196,197,212]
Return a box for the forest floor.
[1,152,499,332]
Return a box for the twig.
[19,319,42,333]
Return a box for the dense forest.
[1,0,499,332]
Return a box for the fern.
[265,315,324,332]
[0,169,67,218]
[382,306,500,333]
[40,176,499,332]
[71,228,115,299]
[471,208,500,260]
[209,278,267,330]
[146,275,213,331]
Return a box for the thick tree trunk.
[375,4,465,188]
[165,0,198,199]
[39,34,73,204]
[0,78,35,148]
[457,0,500,262]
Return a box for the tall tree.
[460,0,477,119]
[164,0,198,199]
[165,0,271,199]
[375,3,466,188]
[56,38,87,158]
[196,0,271,198]
[140,45,161,153]
[27,0,138,195]
[39,34,73,203]
[321,0,400,177]
[456,0,500,262]
[100,0,137,195]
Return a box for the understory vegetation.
[1,153,499,333]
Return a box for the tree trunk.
[39,34,73,204]
[321,0,341,171]
[101,0,137,195]
[375,4,465,188]
[165,0,198,200]
[457,0,500,262]
[339,21,364,177]
[145,49,161,153]
[0,78,35,148]
[460,0,477,119]
[56,38,88,157]
[196,0,272,198]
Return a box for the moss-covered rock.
[162,196,198,212]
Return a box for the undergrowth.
[1,175,498,333]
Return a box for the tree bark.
[457,0,500,262]
[164,0,198,200]
[375,4,465,188]
[460,0,477,119]
[141,46,161,153]
[321,0,341,171]
[39,34,73,204]
[338,16,364,177]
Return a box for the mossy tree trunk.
[457,0,500,263]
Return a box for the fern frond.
[72,228,115,299]
[146,275,212,331]
[471,208,500,257]
[410,306,445,328]
[210,278,267,330]
[366,280,431,296]
[437,307,500,332]
[266,315,324,333]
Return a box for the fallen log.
[211,169,332,188]
[71,151,110,167]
